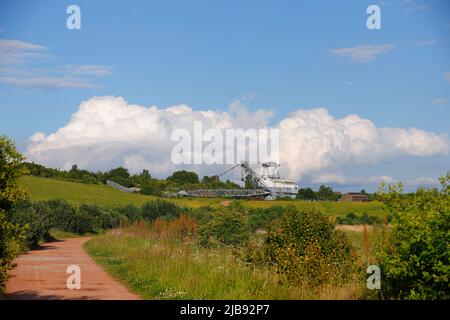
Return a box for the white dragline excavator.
[179,161,298,200]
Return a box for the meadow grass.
[20,175,386,218]
[84,221,369,300]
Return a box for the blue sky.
[0,0,449,191]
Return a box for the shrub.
[0,135,27,295]
[187,206,215,225]
[45,199,77,232]
[0,210,27,295]
[70,206,96,234]
[335,212,383,225]
[265,209,356,286]
[198,207,249,247]
[6,200,52,248]
[377,175,450,300]
[117,204,142,222]
[248,205,291,232]
[140,182,162,196]
[141,199,182,221]
[98,208,124,229]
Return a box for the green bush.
[141,199,182,221]
[187,206,215,225]
[335,212,384,225]
[140,183,162,196]
[198,207,249,247]
[70,206,96,234]
[6,200,52,248]
[265,209,356,286]
[377,175,450,300]
[248,205,291,232]
[0,135,28,295]
[0,210,27,295]
[45,199,77,232]
[117,204,142,222]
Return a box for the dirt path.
[5,237,140,300]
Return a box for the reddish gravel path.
[5,237,140,300]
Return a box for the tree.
[105,167,132,187]
[69,164,80,179]
[167,170,199,185]
[377,175,450,299]
[132,169,152,186]
[0,135,27,210]
[316,185,333,201]
[0,135,27,295]
[296,187,316,200]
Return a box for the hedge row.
[6,199,186,249]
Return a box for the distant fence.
[106,180,138,193]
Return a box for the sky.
[0,0,449,192]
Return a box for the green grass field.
[18,175,222,208]
[19,175,386,218]
[85,232,367,300]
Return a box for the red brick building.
[341,192,369,202]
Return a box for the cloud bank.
[26,96,449,182]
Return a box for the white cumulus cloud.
[26,96,449,181]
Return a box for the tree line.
[24,162,240,195]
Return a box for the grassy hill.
[19,175,386,217]
[18,175,222,208]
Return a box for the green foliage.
[186,205,215,225]
[24,162,101,185]
[201,176,241,189]
[0,135,27,210]
[141,199,182,221]
[24,162,244,195]
[0,209,27,295]
[296,185,342,201]
[0,135,28,295]
[377,175,450,300]
[265,209,355,286]
[6,200,52,248]
[198,207,249,247]
[140,181,163,196]
[105,167,132,187]
[45,199,77,232]
[296,187,317,201]
[70,205,96,234]
[131,169,152,186]
[167,170,199,185]
[117,204,142,222]
[248,205,291,232]
[317,185,340,201]
[7,199,129,238]
[335,212,389,225]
